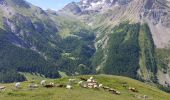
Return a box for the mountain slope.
[60,0,170,85]
[0,29,61,83]
[0,0,96,82]
[61,0,170,48]
[0,0,63,82]
[0,0,170,89]
[0,75,170,100]
[92,23,158,82]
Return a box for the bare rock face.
[3,14,34,36]
[80,0,132,6]
[0,0,15,17]
[61,0,134,19]
[144,0,169,26]
[3,17,18,33]
[79,0,132,11]
[117,0,132,5]
[144,0,154,9]
[143,0,170,48]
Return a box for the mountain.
[0,0,170,90]
[0,0,95,83]
[60,0,170,85]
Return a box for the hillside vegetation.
[93,23,158,82]
[0,0,96,83]
[103,23,140,79]
[0,29,61,83]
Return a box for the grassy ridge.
[0,75,170,100]
[50,15,87,38]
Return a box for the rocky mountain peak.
[79,0,113,11]
[61,0,170,49]
[62,0,133,14]
[80,0,132,5]
[61,2,82,14]
[11,0,31,8]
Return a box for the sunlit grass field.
[0,75,170,100]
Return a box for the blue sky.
[26,0,80,11]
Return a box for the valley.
[0,0,170,95]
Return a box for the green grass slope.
[0,75,169,100]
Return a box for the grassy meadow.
[0,75,170,100]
